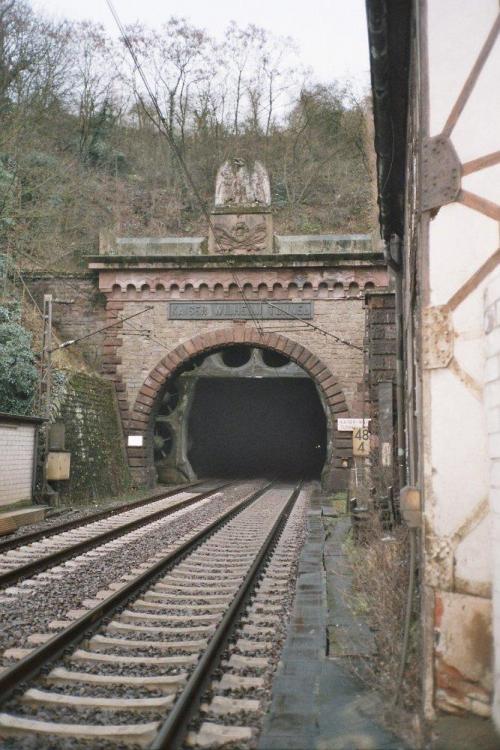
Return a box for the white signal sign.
[128,435,144,447]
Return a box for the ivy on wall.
[0,302,38,415]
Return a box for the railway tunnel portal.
[146,340,331,486]
[89,158,389,490]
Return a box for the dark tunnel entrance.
[187,377,327,479]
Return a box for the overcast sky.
[35,0,371,91]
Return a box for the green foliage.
[0,299,21,323]
[0,303,38,415]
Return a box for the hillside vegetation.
[0,0,375,271]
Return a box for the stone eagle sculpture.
[214,158,271,207]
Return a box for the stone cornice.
[87,252,386,271]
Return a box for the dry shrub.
[345,512,421,712]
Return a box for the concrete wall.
[0,417,38,506]
[406,0,500,719]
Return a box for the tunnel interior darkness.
[187,377,327,479]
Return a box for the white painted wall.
[0,421,36,506]
[425,0,499,598]
[421,0,500,716]
[484,272,500,729]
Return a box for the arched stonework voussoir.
[128,327,351,490]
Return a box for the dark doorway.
[187,377,326,479]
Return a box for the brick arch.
[127,327,351,489]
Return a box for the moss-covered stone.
[52,370,130,504]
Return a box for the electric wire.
[266,301,364,351]
[10,248,365,355]
[104,0,264,336]
[49,306,153,353]
[7,249,175,354]
[4,19,365,358]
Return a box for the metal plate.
[421,135,461,212]
[422,306,453,369]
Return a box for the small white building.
[0,413,43,507]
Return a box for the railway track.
[0,481,309,749]
[0,482,230,589]
[0,482,206,555]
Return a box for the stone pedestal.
[208,207,273,254]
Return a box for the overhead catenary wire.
[265,301,364,351]
[8,248,177,355]
[50,306,153,353]
[104,39,366,352]
[11,247,365,356]
[104,0,264,336]
[6,5,365,358]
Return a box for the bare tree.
[0,3,375,267]
[68,22,120,160]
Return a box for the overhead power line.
[8,248,176,355]
[103,6,364,354]
[51,306,153,353]
[266,301,364,351]
[104,0,264,336]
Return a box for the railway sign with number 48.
[353,427,370,457]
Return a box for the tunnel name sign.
[337,418,370,431]
[168,301,313,320]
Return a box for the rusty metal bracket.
[422,306,454,369]
[421,135,461,212]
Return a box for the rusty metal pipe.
[394,525,417,705]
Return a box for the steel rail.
[0,481,273,704]
[0,480,233,589]
[151,481,302,750]
[0,480,205,554]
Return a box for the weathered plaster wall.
[484,272,500,729]
[51,371,130,503]
[410,0,500,719]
